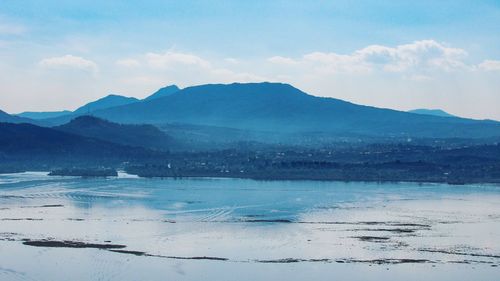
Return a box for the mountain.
[408,109,456,118]
[14,94,140,126]
[0,109,42,125]
[82,82,500,139]
[144,85,180,101]
[73,94,139,114]
[16,110,72,120]
[0,122,160,167]
[55,116,177,151]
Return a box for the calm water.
[1,172,499,280]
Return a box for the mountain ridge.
[26,82,500,139]
[16,110,72,120]
[144,85,180,100]
[74,94,139,114]
[82,82,500,138]
[55,115,177,151]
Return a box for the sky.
[0,0,499,120]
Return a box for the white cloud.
[116,58,141,68]
[118,50,267,86]
[268,40,470,75]
[359,40,467,72]
[268,56,299,65]
[303,52,371,74]
[39,55,98,73]
[478,60,500,71]
[209,68,266,83]
[146,51,210,69]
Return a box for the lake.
[1,172,499,280]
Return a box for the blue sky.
[1,0,499,119]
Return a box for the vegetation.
[49,168,118,177]
[123,144,500,184]
[55,116,177,151]
[0,122,166,170]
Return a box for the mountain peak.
[105,93,127,98]
[180,82,309,97]
[408,109,456,118]
[144,85,180,101]
[74,94,139,114]
[67,115,110,126]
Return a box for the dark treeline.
[124,144,500,184]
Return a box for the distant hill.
[408,109,456,118]
[82,82,500,139]
[28,86,180,124]
[55,116,177,151]
[0,122,160,167]
[143,85,180,101]
[74,94,139,114]
[16,110,72,120]
[35,94,142,125]
[0,109,43,125]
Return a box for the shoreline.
[2,170,500,186]
[128,174,500,185]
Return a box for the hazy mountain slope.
[409,109,456,118]
[16,110,72,120]
[88,82,500,138]
[143,85,180,101]
[1,109,31,123]
[0,122,159,166]
[74,94,139,114]
[36,94,142,125]
[0,109,46,126]
[55,116,177,151]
